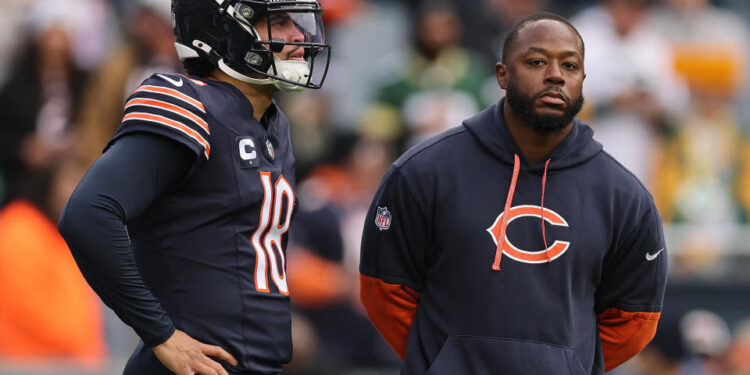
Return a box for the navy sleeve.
[359,165,430,292]
[58,132,195,347]
[595,204,668,314]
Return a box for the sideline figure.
[359,12,666,374]
[59,0,330,374]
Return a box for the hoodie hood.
[463,98,603,173]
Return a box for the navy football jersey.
[108,73,296,373]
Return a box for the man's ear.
[496,62,509,90]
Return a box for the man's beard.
[505,81,584,133]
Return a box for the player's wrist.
[145,324,177,348]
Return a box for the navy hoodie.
[359,100,667,374]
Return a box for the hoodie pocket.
[425,336,586,375]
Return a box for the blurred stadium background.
[2,0,750,374]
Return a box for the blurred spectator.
[286,133,399,373]
[627,313,686,375]
[0,23,87,207]
[461,0,549,62]
[680,310,732,374]
[277,91,337,179]
[646,0,750,223]
[73,0,179,167]
[319,0,362,25]
[0,0,29,87]
[303,134,396,270]
[572,0,689,190]
[288,204,350,312]
[0,158,106,369]
[320,0,411,129]
[716,0,750,26]
[286,204,367,374]
[653,106,748,224]
[455,0,602,64]
[26,0,118,71]
[0,0,115,83]
[727,317,750,375]
[650,0,748,99]
[359,1,496,151]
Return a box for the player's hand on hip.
[153,329,238,375]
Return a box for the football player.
[58,0,330,374]
[359,12,667,374]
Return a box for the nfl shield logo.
[375,206,391,231]
[265,138,275,161]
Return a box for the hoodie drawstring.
[492,156,553,271]
[541,158,551,263]
[492,154,521,271]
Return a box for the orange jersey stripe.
[134,85,206,112]
[360,274,420,360]
[598,308,661,372]
[123,112,210,158]
[125,98,209,134]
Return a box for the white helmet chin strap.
[218,59,275,85]
[269,58,311,92]
[218,55,309,93]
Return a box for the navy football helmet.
[173,0,330,91]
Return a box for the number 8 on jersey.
[252,171,295,294]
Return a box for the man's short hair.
[501,12,584,64]
[182,57,215,78]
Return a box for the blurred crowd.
[3,0,750,374]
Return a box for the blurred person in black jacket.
[73,0,180,168]
[0,24,87,207]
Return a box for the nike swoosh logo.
[645,248,665,261]
[157,74,183,87]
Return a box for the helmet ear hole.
[233,3,255,23]
[244,50,273,71]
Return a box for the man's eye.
[270,16,290,27]
[563,62,579,70]
[528,59,545,67]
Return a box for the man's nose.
[289,24,304,43]
[544,63,565,86]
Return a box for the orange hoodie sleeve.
[360,274,420,359]
[595,206,667,372]
[598,308,660,371]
